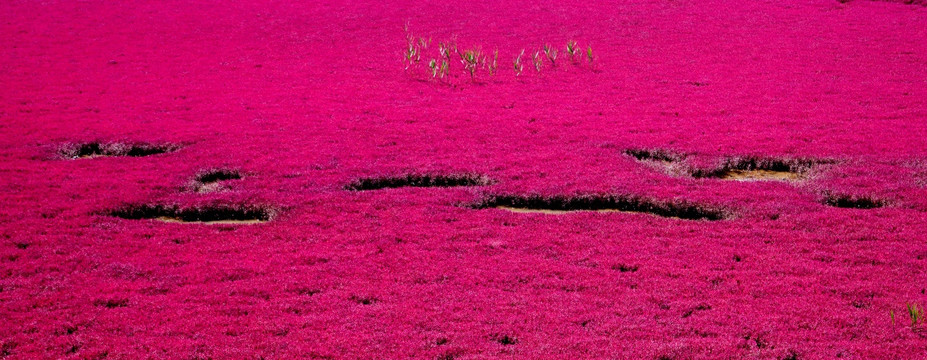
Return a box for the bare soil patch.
[59,142,180,159]
[691,157,832,182]
[713,169,804,181]
[475,194,728,220]
[625,149,832,182]
[492,206,633,215]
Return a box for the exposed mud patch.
[822,193,885,209]
[474,194,728,220]
[692,157,830,182]
[626,150,832,182]
[624,148,689,175]
[713,169,801,181]
[59,142,180,159]
[492,206,623,215]
[189,168,243,193]
[346,173,492,191]
[109,204,274,224]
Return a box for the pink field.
[3,0,927,358]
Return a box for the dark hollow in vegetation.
[624,148,683,163]
[436,353,458,360]
[94,298,129,308]
[492,334,518,346]
[822,193,885,209]
[690,157,831,180]
[781,350,800,360]
[612,264,639,273]
[350,295,378,305]
[59,142,181,159]
[189,168,243,192]
[346,173,492,191]
[109,204,275,223]
[857,0,927,6]
[0,342,16,357]
[681,303,712,318]
[195,168,242,183]
[293,288,321,296]
[475,194,728,221]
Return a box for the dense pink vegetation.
[2,0,927,358]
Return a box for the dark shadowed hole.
[625,148,684,163]
[436,351,461,360]
[94,298,129,308]
[0,341,16,357]
[823,193,885,209]
[293,288,321,296]
[190,169,243,193]
[492,334,518,346]
[109,204,274,224]
[346,173,492,191]
[681,303,711,318]
[691,157,831,181]
[195,169,242,183]
[59,142,180,159]
[474,194,728,221]
[612,264,639,273]
[349,295,378,305]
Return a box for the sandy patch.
[717,169,804,181]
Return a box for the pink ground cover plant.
[2,0,927,358]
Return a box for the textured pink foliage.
[2,0,927,358]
